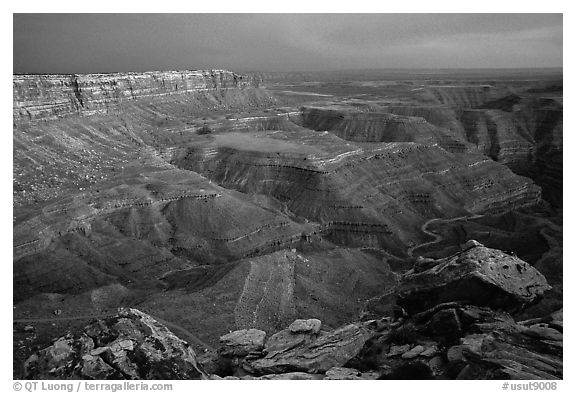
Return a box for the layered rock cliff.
[13,169,310,301]
[13,70,262,121]
[13,71,275,207]
[174,128,541,254]
[459,97,563,206]
[300,107,472,153]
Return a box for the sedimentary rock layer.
[13,86,276,207]
[13,169,309,301]
[174,128,541,254]
[13,70,261,121]
[300,107,472,153]
[459,97,563,206]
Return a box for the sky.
[13,13,563,74]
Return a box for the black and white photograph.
[8,4,567,385]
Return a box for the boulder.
[288,319,322,334]
[401,345,425,359]
[23,308,206,380]
[396,245,551,314]
[461,239,483,251]
[246,323,372,375]
[420,345,439,358]
[427,356,447,378]
[388,344,411,357]
[219,329,266,357]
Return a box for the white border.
[2,3,571,390]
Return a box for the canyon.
[13,68,562,379]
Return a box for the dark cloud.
[13,14,562,73]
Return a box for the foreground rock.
[351,245,561,380]
[289,319,322,334]
[204,244,560,380]
[21,244,560,380]
[454,317,563,379]
[23,308,206,380]
[246,323,372,375]
[211,319,373,377]
[353,303,562,380]
[396,242,551,314]
[219,329,266,357]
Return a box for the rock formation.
[300,107,472,153]
[204,243,561,380]
[13,70,261,121]
[394,243,551,314]
[23,308,207,379]
[174,128,541,254]
[459,97,563,207]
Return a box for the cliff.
[300,107,472,153]
[173,128,541,255]
[458,97,563,206]
[13,70,261,121]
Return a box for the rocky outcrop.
[13,70,261,121]
[289,319,321,334]
[219,329,266,357]
[209,262,559,380]
[395,242,551,314]
[300,107,472,153]
[381,105,467,139]
[452,317,563,379]
[215,304,560,380]
[215,319,372,377]
[23,308,207,380]
[352,244,560,380]
[20,243,560,380]
[358,303,563,380]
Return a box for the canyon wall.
[174,129,541,254]
[13,70,262,121]
[300,107,472,153]
[300,95,561,208]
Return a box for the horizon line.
[13,66,564,76]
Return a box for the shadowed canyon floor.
[13,69,562,379]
